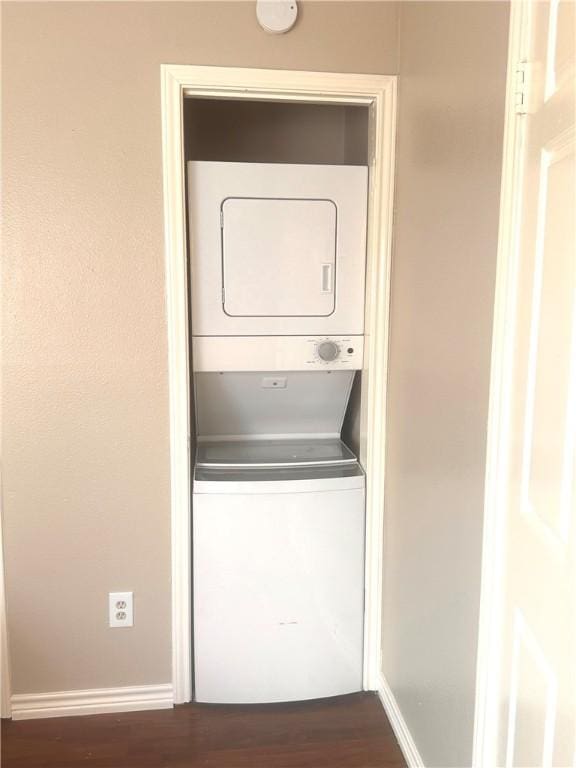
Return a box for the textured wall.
[381,3,509,766]
[1,1,399,695]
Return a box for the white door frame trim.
[160,65,397,703]
[1,502,12,718]
[472,3,529,765]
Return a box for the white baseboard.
[377,675,425,768]
[10,683,174,720]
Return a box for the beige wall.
[381,3,508,766]
[1,1,399,695]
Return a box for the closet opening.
[162,66,396,706]
[183,95,370,703]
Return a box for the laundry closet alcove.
[160,65,397,705]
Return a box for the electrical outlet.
[109,592,133,628]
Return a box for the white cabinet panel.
[193,485,365,703]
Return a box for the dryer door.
[222,197,336,318]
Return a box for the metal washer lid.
[195,437,357,469]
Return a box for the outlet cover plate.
[109,591,134,628]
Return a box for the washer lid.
[194,370,355,439]
[196,438,357,469]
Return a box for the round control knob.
[317,341,340,362]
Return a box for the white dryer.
[187,162,368,339]
[193,438,365,704]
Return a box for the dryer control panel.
[193,336,364,372]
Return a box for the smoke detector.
[256,0,298,34]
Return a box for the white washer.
[193,438,365,704]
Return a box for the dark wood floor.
[2,692,406,768]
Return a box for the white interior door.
[478,2,576,766]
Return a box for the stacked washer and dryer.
[188,160,368,704]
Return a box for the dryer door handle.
[321,263,334,294]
